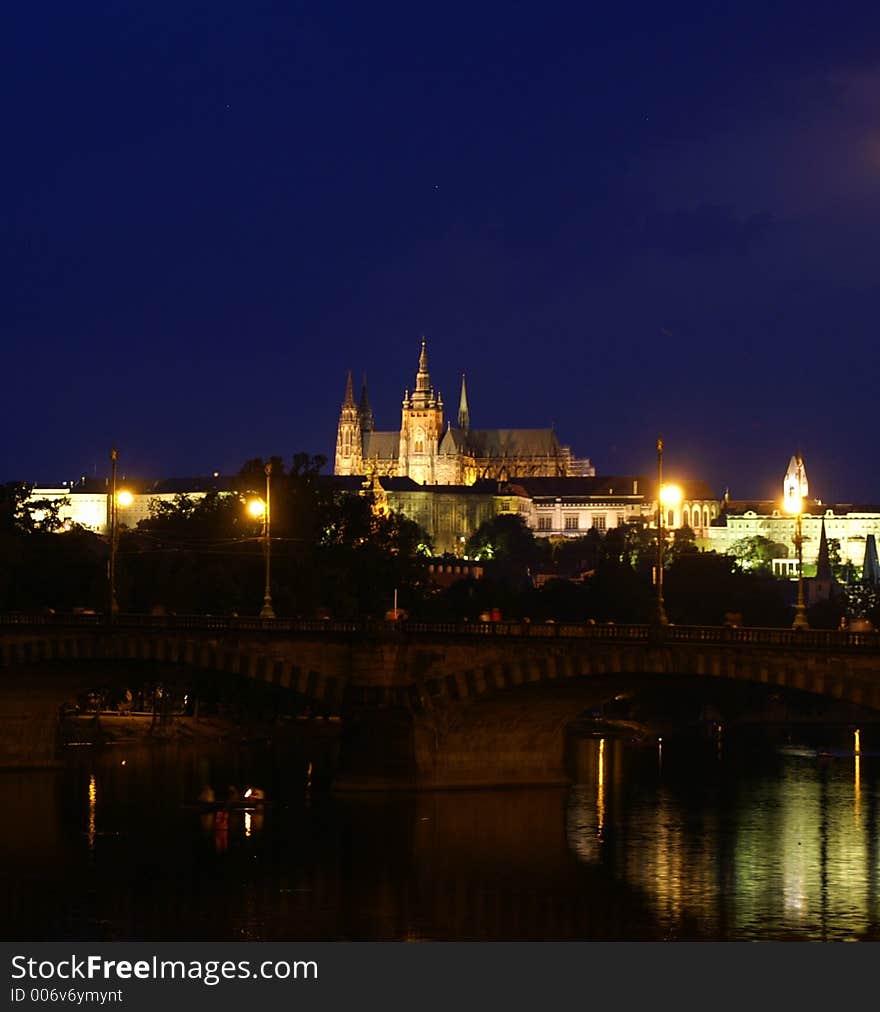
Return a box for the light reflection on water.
[565,736,879,940]
[1,734,878,941]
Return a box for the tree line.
[1,461,876,628]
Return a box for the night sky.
[4,2,879,502]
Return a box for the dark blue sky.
[4,2,879,501]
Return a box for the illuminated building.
[334,339,595,484]
[707,499,880,572]
[26,475,234,534]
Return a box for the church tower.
[334,370,364,476]
[399,338,444,484]
[783,454,808,511]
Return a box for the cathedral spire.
[415,337,431,394]
[359,374,374,433]
[343,369,356,407]
[458,373,469,431]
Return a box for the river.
[3,727,878,941]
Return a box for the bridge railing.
[1,611,879,650]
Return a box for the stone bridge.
[2,614,880,785]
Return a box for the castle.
[334,339,594,484]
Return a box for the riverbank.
[61,712,342,747]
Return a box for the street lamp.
[107,449,133,620]
[653,436,682,626]
[783,453,809,630]
[247,462,275,619]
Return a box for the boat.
[189,787,268,809]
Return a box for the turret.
[783,454,808,510]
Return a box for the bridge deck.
[1,612,878,651]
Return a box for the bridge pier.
[334,689,581,791]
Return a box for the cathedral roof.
[439,426,466,453]
[361,430,400,460]
[465,428,562,457]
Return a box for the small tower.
[334,370,364,475]
[783,454,808,510]
[458,373,469,431]
[399,338,444,484]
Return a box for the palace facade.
[334,339,594,485]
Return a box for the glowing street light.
[783,453,809,631]
[653,437,682,627]
[107,449,132,619]
[248,462,275,619]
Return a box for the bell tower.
[399,338,444,484]
[334,370,364,475]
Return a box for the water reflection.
[87,774,96,854]
[565,735,880,940]
[596,738,605,838]
[0,734,878,941]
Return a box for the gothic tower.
[334,370,364,476]
[399,338,444,484]
[359,375,374,433]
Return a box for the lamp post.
[653,437,682,626]
[108,447,119,620]
[783,453,809,631]
[107,449,133,621]
[248,462,275,619]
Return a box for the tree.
[668,526,699,563]
[0,482,67,533]
[466,513,547,588]
[664,551,789,627]
[730,535,787,573]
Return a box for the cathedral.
[334,339,594,485]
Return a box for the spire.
[359,374,374,433]
[815,518,832,581]
[862,534,880,586]
[415,337,431,394]
[343,370,355,407]
[458,373,469,431]
[783,453,808,511]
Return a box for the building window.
[592,515,606,531]
[537,516,553,531]
[564,515,579,531]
